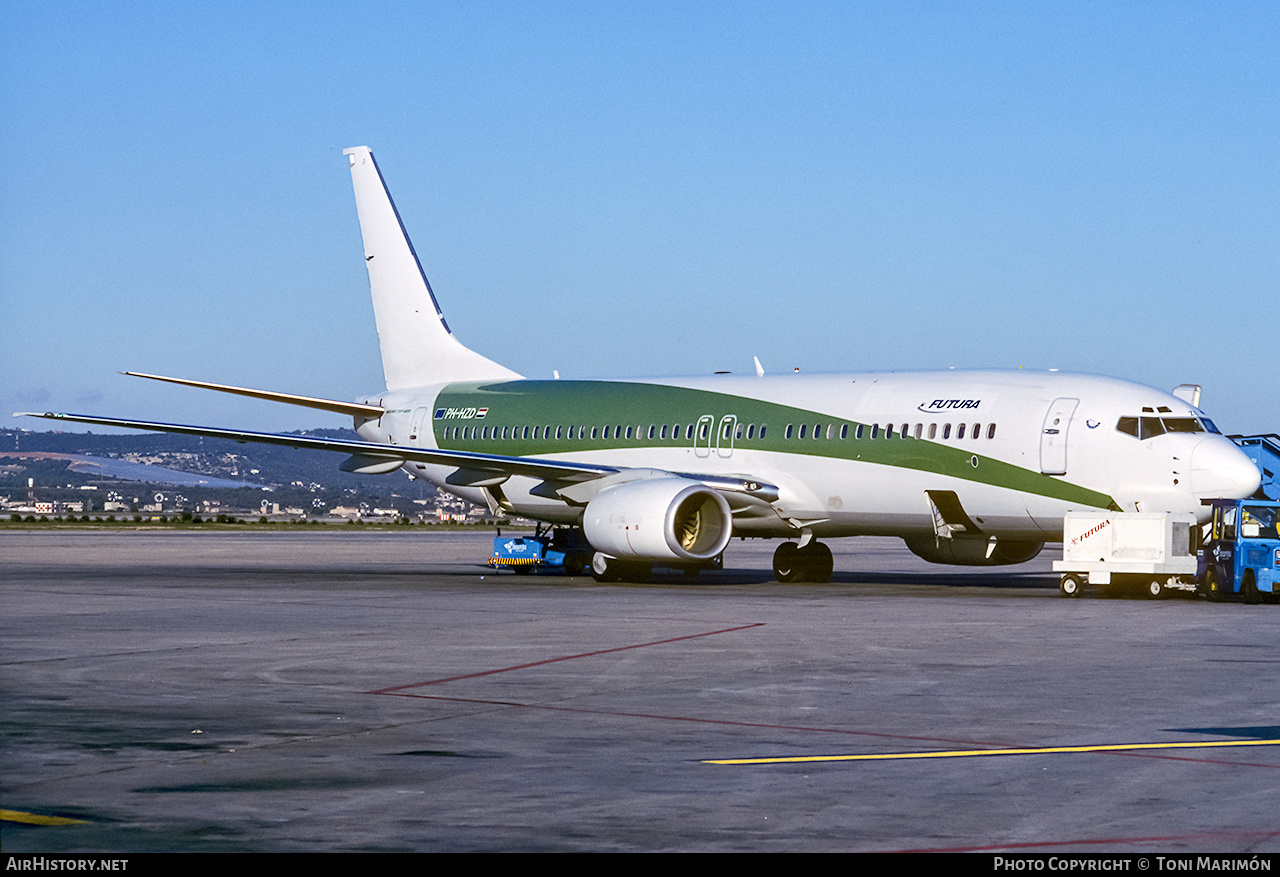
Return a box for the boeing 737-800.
[21,146,1262,583]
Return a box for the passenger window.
[786,424,793,439]
[886,424,894,438]
[799,424,807,439]
[840,424,848,439]
[871,424,879,439]
[759,425,767,439]
[987,423,997,439]
[914,424,923,439]
[957,423,966,440]
[856,425,864,439]
[660,425,668,439]
[942,424,951,439]
[747,424,755,439]
[972,423,979,439]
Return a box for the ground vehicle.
[1198,498,1280,603]
[488,526,592,575]
[1053,513,1198,598]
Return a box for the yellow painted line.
[705,738,1280,765]
[1,809,89,825]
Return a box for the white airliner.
[22,146,1262,582]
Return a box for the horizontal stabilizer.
[124,372,384,419]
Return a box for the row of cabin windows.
[440,423,723,442]
[439,421,997,442]
[783,422,997,440]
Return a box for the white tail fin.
[344,146,520,389]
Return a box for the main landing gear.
[772,541,833,583]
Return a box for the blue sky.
[2,2,1276,435]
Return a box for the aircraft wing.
[15,411,778,501]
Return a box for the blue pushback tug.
[1197,435,1280,604]
[488,525,592,576]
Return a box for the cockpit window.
[1118,414,1213,440]
[1162,418,1205,434]
[1139,417,1166,439]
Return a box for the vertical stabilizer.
[344,146,521,389]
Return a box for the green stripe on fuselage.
[432,380,1115,508]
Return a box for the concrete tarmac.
[2,529,1277,852]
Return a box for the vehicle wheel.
[1202,567,1225,602]
[773,542,803,582]
[1146,578,1164,599]
[801,542,833,583]
[1059,574,1084,598]
[1242,572,1260,605]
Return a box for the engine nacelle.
[583,478,733,562]
[903,535,1044,566]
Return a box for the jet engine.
[903,535,1044,566]
[582,477,733,562]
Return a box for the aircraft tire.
[591,552,620,583]
[801,542,833,583]
[1059,574,1084,598]
[563,552,589,576]
[773,542,804,583]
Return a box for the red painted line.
[366,622,766,695]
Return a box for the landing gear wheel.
[563,552,589,577]
[1059,574,1084,598]
[590,553,650,583]
[801,542,833,583]
[773,542,803,582]
[1146,577,1165,599]
[591,552,620,583]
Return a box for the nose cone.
[1191,438,1262,500]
